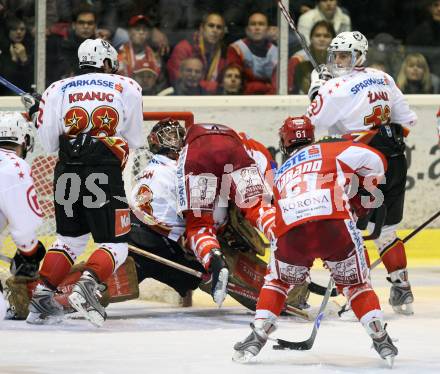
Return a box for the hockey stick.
[0,253,12,264]
[369,208,440,269]
[273,278,334,350]
[0,75,26,95]
[276,0,319,71]
[128,244,311,319]
[308,208,440,297]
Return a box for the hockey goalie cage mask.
[279,115,315,156]
[147,118,186,156]
[78,38,119,72]
[0,111,34,158]
[327,31,368,77]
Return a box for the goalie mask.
[327,31,368,77]
[0,111,34,158]
[147,118,186,158]
[78,38,119,72]
[279,115,315,156]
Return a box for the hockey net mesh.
[0,112,194,305]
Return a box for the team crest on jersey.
[26,185,44,217]
[64,106,89,134]
[135,185,154,215]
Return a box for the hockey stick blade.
[273,279,333,351]
[273,312,325,350]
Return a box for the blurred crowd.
[1,0,440,96]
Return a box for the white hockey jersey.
[36,73,144,165]
[131,154,185,241]
[0,149,42,251]
[307,67,417,135]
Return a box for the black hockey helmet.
[147,118,186,156]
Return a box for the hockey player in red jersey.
[233,116,398,367]
[176,123,276,306]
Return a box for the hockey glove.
[21,92,41,124]
[10,241,46,278]
[307,64,332,101]
[209,249,229,307]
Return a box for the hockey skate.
[68,271,107,327]
[233,319,276,363]
[388,269,414,315]
[365,317,398,368]
[209,249,229,307]
[26,284,64,325]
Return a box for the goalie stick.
[127,244,311,319]
[273,278,334,351]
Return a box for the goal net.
[0,111,194,304]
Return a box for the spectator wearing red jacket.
[227,12,277,95]
[166,12,226,94]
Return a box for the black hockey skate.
[209,249,229,307]
[366,318,398,368]
[26,284,64,324]
[68,271,107,327]
[233,319,276,363]
[388,269,414,315]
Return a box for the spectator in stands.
[0,16,34,96]
[167,12,226,94]
[297,0,351,45]
[368,62,388,73]
[171,57,207,96]
[118,15,166,92]
[406,0,440,77]
[288,20,335,94]
[396,52,440,94]
[227,12,277,95]
[46,4,97,84]
[367,33,405,79]
[217,64,244,95]
[132,59,161,95]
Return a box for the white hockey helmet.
[78,38,119,72]
[327,31,368,77]
[0,111,34,157]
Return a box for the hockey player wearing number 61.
[307,31,418,315]
[24,38,144,327]
[233,116,398,367]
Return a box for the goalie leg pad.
[4,276,41,320]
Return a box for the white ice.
[0,267,439,374]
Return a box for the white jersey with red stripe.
[273,139,386,238]
[0,148,42,251]
[131,154,185,241]
[307,67,417,136]
[36,72,144,159]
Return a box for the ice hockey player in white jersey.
[0,112,46,279]
[24,39,144,327]
[306,31,417,315]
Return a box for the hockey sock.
[256,281,289,318]
[39,249,74,288]
[380,239,407,273]
[350,289,381,321]
[85,248,115,282]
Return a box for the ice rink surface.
[0,267,439,374]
